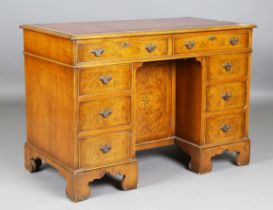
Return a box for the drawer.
[78,36,171,63]
[206,112,246,144]
[207,53,248,81]
[207,82,247,112]
[79,97,131,131]
[79,64,132,95]
[174,31,249,54]
[79,131,131,167]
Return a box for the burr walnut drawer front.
[79,131,131,168]
[207,53,249,81]
[79,97,131,132]
[206,112,246,144]
[77,36,171,63]
[206,82,247,112]
[79,64,132,95]
[174,31,249,54]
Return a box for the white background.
[0,0,273,209]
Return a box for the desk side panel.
[25,55,78,168]
[175,58,203,144]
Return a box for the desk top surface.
[21,17,255,39]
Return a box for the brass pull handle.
[185,41,195,49]
[222,92,232,101]
[91,48,104,57]
[208,36,217,41]
[221,124,231,133]
[99,75,112,84]
[100,144,112,153]
[230,37,239,46]
[99,109,112,118]
[223,62,233,71]
[145,44,157,53]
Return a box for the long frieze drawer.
[79,97,131,131]
[79,64,132,95]
[174,31,249,54]
[206,82,247,112]
[207,53,249,81]
[77,36,172,63]
[79,131,131,168]
[205,112,246,144]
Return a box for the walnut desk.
[21,17,256,202]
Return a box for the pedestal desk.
[21,17,256,202]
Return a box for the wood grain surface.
[22,17,255,201]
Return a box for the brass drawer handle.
[145,43,157,53]
[230,37,239,46]
[222,92,232,101]
[208,36,217,41]
[185,41,195,49]
[99,109,112,118]
[99,75,112,84]
[91,48,104,57]
[221,124,231,133]
[223,62,233,71]
[100,144,112,153]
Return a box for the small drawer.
[206,112,246,144]
[79,64,132,95]
[79,97,131,131]
[79,131,131,168]
[134,37,171,59]
[174,31,249,55]
[207,82,247,112]
[77,36,171,63]
[207,53,248,81]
